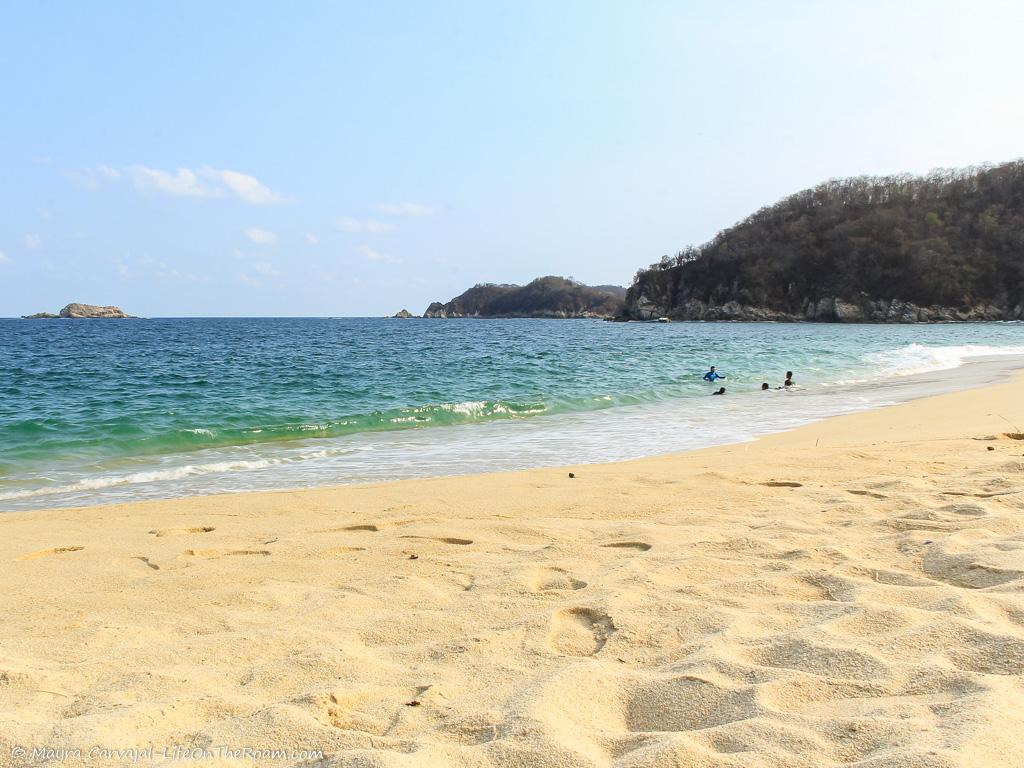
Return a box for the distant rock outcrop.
[392,309,415,318]
[23,303,135,319]
[425,277,626,319]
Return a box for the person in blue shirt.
[703,366,725,383]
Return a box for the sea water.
[1,317,1022,511]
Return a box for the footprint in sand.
[183,549,270,559]
[847,489,888,499]
[940,502,989,517]
[112,556,161,572]
[148,526,215,537]
[401,535,473,546]
[536,668,756,735]
[324,546,367,555]
[943,490,1015,499]
[601,541,652,552]
[548,607,615,656]
[524,566,587,593]
[17,546,84,561]
[315,524,380,533]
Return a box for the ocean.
[2,317,1023,511]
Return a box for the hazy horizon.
[3,1,1023,317]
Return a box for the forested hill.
[626,161,1024,322]
[425,277,625,318]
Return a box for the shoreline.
[1,373,1023,766]
[6,351,1024,516]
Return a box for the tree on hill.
[627,160,1024,320]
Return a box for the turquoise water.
[1,318,1023,510]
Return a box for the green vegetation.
[425,277,625,318]
[627,161,1024,321]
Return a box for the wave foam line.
[0,442,376,501]
[864,343,1024,377]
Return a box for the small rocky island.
[392,309,415,318]
[425,276,626,319]
[23,303,135,319]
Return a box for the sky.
[1,0,1022,317]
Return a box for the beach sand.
[2,376,1023,767]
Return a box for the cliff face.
[425,277,625,318]
[627,275,1021,323]
[626,161,1024,322]
[23,303,134,319]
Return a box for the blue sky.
[1,0,1022,316]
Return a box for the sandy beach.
[2,375,1023,768]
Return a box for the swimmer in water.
[703,365,725,383]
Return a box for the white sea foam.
[0,440,382,503]
[0,458,283,501]
[438,400,488,415]
[864,343,1024,377]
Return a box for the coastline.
[5,345,1024,514]
[2,376,1024,766]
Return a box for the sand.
[2,376,1024,768]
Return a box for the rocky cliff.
[626,161,1024,322]
[425,277,625,319]
[23,303,135,319]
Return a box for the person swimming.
[703,366,725,383]
[784,371,794,387]
[712,387,726,395]
[761,382,770,390]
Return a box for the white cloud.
[254,261,279,276]
[129,165,283,204]
[304,233,319,245]
[375,202,434,217]
[0,250,10,265]
[24,234,42,250]
[67,164,122,189]
[131,166,223,198]
[245,228,277,244]
[335,217,391,234]
[356,244,401,264]
[203,167,283,205]
[237,273,259,287]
